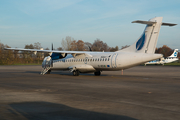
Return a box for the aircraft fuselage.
[49,52,162,73]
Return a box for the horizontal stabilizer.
[132,20,177,26]
[132,20,156,25]
[162,22,177,26]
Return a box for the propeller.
[52,43,53,50]
[88,46,92,51]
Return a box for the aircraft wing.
[4,47,96,57]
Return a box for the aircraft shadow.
[8,101,137,120]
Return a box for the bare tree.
[76,40,84,51]
[70,40,77,51]
[23,44,34,58]
[33,42,43,59]
[34,42,42,49]
[155,45,173,57]
[109,46,119,52]
[61,36,74,50]
[121,45,130,50]
[84,42,92,51]
[91,39,110,52]
[0,42,14,65]
[57,47,63,51]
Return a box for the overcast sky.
[0,0,180,49]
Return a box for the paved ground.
[0,65,180,120]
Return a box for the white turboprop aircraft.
[5,17,177,76]
[145,49,179,65]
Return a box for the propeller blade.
[88,46,92,51]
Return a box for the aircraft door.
[111,53,118,68]
[41,56,52,75]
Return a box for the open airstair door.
[41,56,52,75]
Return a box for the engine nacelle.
[51,53,67,60]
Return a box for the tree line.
[0,36,179,65]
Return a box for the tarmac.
[0,65,180,120]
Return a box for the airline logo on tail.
[136,33,146,50]
[174,52,177,57]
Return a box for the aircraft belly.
[52,62,68,69]
[68,64,96,73]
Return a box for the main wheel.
[73,70,76,76]
[94,71,101,76]
[76,70,80,76]
[73,70,80,76]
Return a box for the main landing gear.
[73,70,80,76]
[94,71,101,76]
[72,70,101,76]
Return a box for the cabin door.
[111,53,118,68]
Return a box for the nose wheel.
[73,70,80,76]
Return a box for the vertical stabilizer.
[169,49,178,57]
[118,17,177,53]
